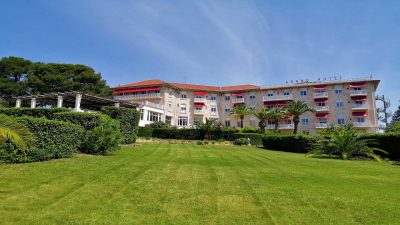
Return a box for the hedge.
[0,107,69,118]
[51,112,121,155]
[233,133,264,146]
[138,127,240,140]
[360,133,400,161]
[101,106,140,144]
[14,117,84,162]
[262,135,317,153]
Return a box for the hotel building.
[112,78,380,133]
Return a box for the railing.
[263,95,293,101]
[352,104,368,110]
[266,124,294,129]
[350,90,368,96]
[315,105,329,111]
[315,123,328,128]
[232,98,245,103]
[353,122,369,127]
[193,109,206,115]
[142,101,164,109]
[313,92,328,98]
[194,98,206,103]
[114,93,161,100]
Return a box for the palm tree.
[267,107,287,131]
[197,118,217,140]
[286,100,315,134]
[0,114,33,150]
[252,108,270,133]
[314,125,386,161]
[230,104,251,128]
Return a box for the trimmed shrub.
[0,107,69,118]
[360,133,400,161]
[233,133,264,146]
[152,128,202,140]
[138,127,153,137]
[16,116,84,162]
[51,112,121,155]
[262,134,316,153]
[101,107,140,144]
[240,126,259,133]
[234,138,250,146]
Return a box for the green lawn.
[1,144,399,225]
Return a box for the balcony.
[263,95,293,101]
[315,105,329,112]
[353,122,369,127]
[352,103,369,111]
[315,123,328,129]
[232,98,245,104]
[194,97,206,103]
[350,90,367,96]
[313,92,328,98]
[141,101,164,109]
[114,93,161,100]
[193,109,206,115]
[267,124,294,129]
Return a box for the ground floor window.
[178,116,188,127]
[147,111,162,122]
[225,120,231,127]
[140,109,144,120]
[249,119,256,127]
[165,116,172,125]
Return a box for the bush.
[233,133,264,146]
[16,117,84,162]
[146,121,171,129]
[360,133,400,161]
[138,127,154,137]
[0,107,69,118]
[262,134,316,153]
[385,121,400,133]
[240,126,259,133]
[196,140,204,145]
[101,107,140,144]
[152,128,202,140]
[51,112,121,155]
[234,138,250,146]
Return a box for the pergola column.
[74,93,82,112]
[15,98,22,108]
[57,95,63,108]
[30,98,36,108]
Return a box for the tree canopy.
[0,56,112,106]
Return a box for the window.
[336,100,344,108]
[353,87,361,91]
[337,115,345,125]
[225,107,231,113]
[210,95,217,101]
[250,119,256,127]
[237,121,242,127]
[178,116,188,127]
[165,116,172,125]
[225,95,230,101]
[267,93,274,97]
[300,90,307,96]
[301,118,309,126]
[140,109,144,120]
[319,118,327,123]
[180,104,187,113]
[317,102,326,107]
[249,95,256,100]
[195,107,202,111]
[283,91,290,96]
[180,93,187,99]
[356,117,365,123]
[335,89,343,94]
[168,102,172,108]
[225,120,231,127]
[355,100,363,106]
[147,111,162,122]
[211,107,217,114]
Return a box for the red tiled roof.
[112,79,261,92]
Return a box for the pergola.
[14,91,138,111]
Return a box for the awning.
[314,98,328,103]
[314,85,327,90]
[352,112,368,117]
[114,87,161,94]
[194,91,207,96]
[350,82,366,88]
[232,92,244,96]
[351,96,367,101]
[316,113,329,118]
[194,102,205,107]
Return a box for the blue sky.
[1,0,399,110]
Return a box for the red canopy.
[232,92,244,96]
[352,112,368,117]
[316,113,329,118]
[351,96,367,101]
[194,102,205,107]
[114,87,161,94]
[194,91,207,96]
[350,82,366,88]
[314,98,328,103]
[314,85,327,90]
